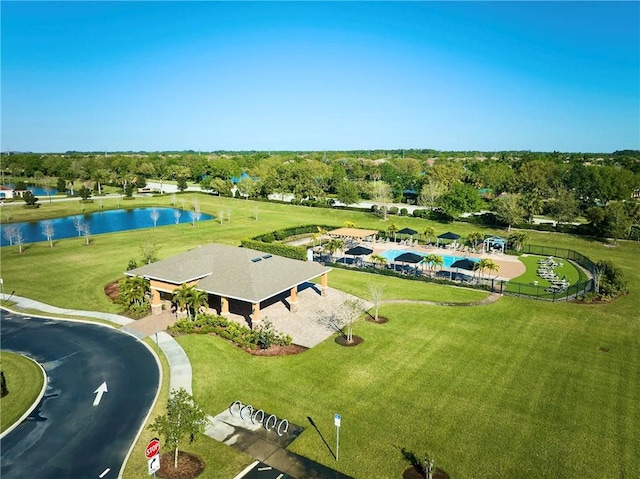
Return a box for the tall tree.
[546,188,579,224]
[437,183,481,220]
[492,194,525,231]
[336,179,360,206]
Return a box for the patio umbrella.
[438,231,460,240]
[344,246,373,256]
[344,245,373,266]
[449,258,477,281]
[394,252,424,275]
[450,258,476,270]
[437,231,461,249]
[397,227,418,245]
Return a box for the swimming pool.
[379,249,479,268]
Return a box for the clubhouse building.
[126,243,331,326]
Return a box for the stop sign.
[146,438,160,459]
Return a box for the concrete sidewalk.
[1,294,347,478]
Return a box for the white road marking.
[99,468,110,477]
[258,466,273,471]
[93,381,108,406]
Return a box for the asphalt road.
[0,310,160,479]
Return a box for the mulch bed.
[334,335,364,347]
[104,280,120,302]
[366,314,389,324]
[244,343,308,356]
[403,466,449,479]
[157,451,205,479]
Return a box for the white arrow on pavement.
[93,382,108,406]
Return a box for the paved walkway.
[0,294,350,478]
[3,291,501,478]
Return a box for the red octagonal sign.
[146,438,160,459]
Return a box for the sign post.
[146,438,160,477]
[334,413,341,461]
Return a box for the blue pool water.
[1,207,213,246]
[1,184,59,197]
[379,249,479,268]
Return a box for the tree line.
[3,149,639,242]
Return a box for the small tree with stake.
[149,388,209,469]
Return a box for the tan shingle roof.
[126,243,331,303]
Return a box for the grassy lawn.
[122,339,252,479]
[0,351,45,433]
[2,195,640,478]
[181,295,640,478]
[325,267,490,303]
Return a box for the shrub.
[400,208,408,216]
[168,314,291,350]
[388,206,399,215]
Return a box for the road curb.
[0,352,47,440]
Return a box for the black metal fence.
[493,244,595,302]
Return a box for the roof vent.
[251,257,262,263]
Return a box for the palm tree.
[190,289,209,320]
[387,223,399,243]
[369,254,387,269]
[466,231,484,252]
[484,259,500,278]
[323,238,344,262]
[173,283,195,319]
[508,232,530,252]
[422,226,436,245]
[118,276,150,311]
[424,253,444,277]
[474,258,500,279]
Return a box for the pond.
[1,183,59,197]
[0,207,214,247]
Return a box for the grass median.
[0,351,45,433]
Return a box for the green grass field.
[2,194,640,478]
[0,351,45,432]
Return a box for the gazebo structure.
[126,244,331,327]
[483,236,506,254]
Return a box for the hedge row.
[241,239,307,261]
[243,224,341,261]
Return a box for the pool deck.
[362,240,526,281]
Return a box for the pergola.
[126,244,331,327]
[483,236,506,254]
[328,227,378,243]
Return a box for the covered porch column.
[150,288,162,316]
[251,302,261,326]
[289,286,298,312]
[220,296,229,315]
[321,272,328,297]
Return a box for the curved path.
[0,310,160,479]
[380,291,502,307]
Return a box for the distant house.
[0,185,15,199]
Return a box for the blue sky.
[1,1,638,153]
